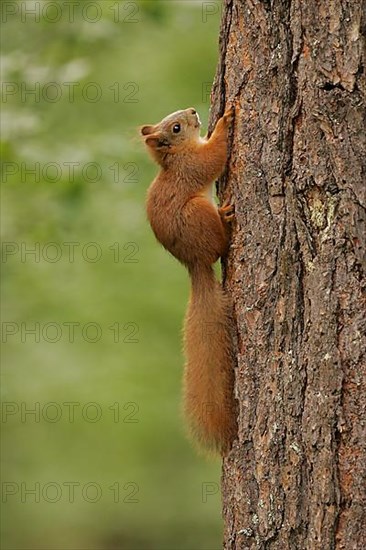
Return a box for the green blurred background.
[1,1,223,548]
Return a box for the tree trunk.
[209,0,366,548]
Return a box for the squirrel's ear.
[145,135,169,149]
[141,125,154,136]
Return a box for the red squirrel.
[141,107,237,454]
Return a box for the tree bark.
[209,1,366,548]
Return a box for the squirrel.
[141,106,237,455]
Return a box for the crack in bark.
[283,4,303,179]
[319,82,348,92]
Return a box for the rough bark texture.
[209,1,366,548]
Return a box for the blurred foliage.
[1,1,223,549]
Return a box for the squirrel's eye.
[172,123,181,134]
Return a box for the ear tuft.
[145,135,160,149]
[141,125,154,136]
[145,135,170,149]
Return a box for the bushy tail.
[183,264,237,454]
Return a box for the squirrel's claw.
[219,201,235,223]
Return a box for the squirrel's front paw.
[223,105,235,126]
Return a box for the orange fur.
[142,107,237,454]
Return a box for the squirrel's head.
[140,108,201,167]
